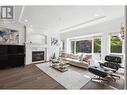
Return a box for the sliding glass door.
[70,36,101,54]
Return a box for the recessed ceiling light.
[30,25,32,27]
[94,14,99,17]
[24,19,28,22]
[58,17,62,21]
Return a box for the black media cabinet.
[0,45,25,69]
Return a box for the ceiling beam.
[60,15,106,33]
[18,6,25,22]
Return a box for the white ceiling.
[17,6,124,33]
[14,6,23,21]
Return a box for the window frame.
[70,41,75,54]
[109,33,124,55]
[70,36,102,54]
[93,37,102,53]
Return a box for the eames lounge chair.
[88,55,122,82]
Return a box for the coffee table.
[50,62,69,72]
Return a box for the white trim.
[74,41,76,54]
[60,16,106,33]
[18,6,25,22]
[92,38,94,56]
[68,33,102,40]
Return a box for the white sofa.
[60,53,92,69]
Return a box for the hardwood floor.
[0,64,124,89]
[0,64,65,89]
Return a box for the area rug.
[35,63,91,89]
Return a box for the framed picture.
[0,28,19,45]
[51,37,58,46]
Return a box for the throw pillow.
[83,55,92,64]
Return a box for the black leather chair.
[88,55,122,82]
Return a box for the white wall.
[46,28,60,61]
[25,26,60,65]
[60,17,124,61]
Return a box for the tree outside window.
[94,38,101,53]
[110,36,122,53]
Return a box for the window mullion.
[74,41,76,54]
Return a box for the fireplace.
[32,51,45,62]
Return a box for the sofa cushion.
[60,53,90,69]
[63,57,88,64]
[82,55,92,64]
[67,54,80,60]
[82,61,89,64]
[60,52,68,58]
[64,58,73,61]
[68,59,89,68]
[70,59,81,63]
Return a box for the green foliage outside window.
[111,36,122,53]
[94,39,101,53]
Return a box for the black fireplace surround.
[0,45,25,69]
[32,51,44,62]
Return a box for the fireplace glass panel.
[32,51,44,62]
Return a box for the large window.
[109,35,124,67]
[94,38,101,53]
[110,35,122,53]
[76,40,92,53]
[70,36,101,54]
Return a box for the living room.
[0,6,125,89]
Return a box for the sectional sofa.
[60,53,92,69]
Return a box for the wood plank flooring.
[0,64,65,89]
[0,64,124,89]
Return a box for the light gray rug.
[36,63,90,89]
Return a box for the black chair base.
[91,77,109,82]
[110,74,120,81]
[90,74,120,83]
[88,55,122,83]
